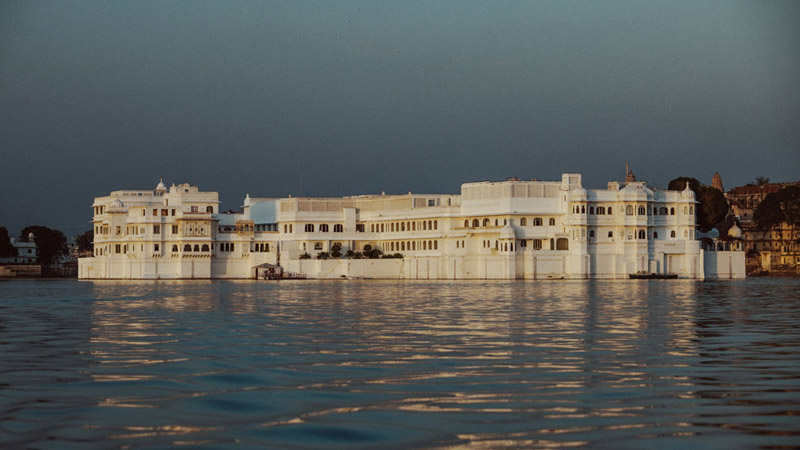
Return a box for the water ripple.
[1,278,799,449]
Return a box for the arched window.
[589,207,595,215]
[660,207,668,215]
[607,208,612,216]
[670,208,675,215]
[184,244,191,251]
[334,224,343,232]
[401,242,405,251]
[521,218,527,226]
[549,218,556,225]
[401,223,405,232]
[201,244,209,252]
[597,206,605,214]
[472,219,479,227]
[434,241,438,250]
[589,230,595,238]
[581,205,586,213]
[465,219,470,227]
[638,206,645,215]
[431,220,435,230]
[391,223,395,232]
[556,238,569,250]
[172,245,178,252]
[533,218,543,226]
[689,206,694,215]
[653,231,658,239]
[411,222,415,231]
[422,221,427,231]
[608,231,613,238]
[670,230,676,238]
[495,219,499,226]
[626,205,634,215]
[320,224,329,233]
[206,206,213,213]
[305,224,314,232]
[483,218,490,226]
[423,241,427,250]
[193,244,199,252]
[638,230,645,239]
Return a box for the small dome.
[572,187,587,199]
[681,182,695,199]
[728,223,742,238]
[111,198,124,208]
[500,223,516,240]
[156,177,167,192]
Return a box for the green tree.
[754,186,800,243]
[316,251,330,260]
[75,229,93,254]
[19,226,67,266]
[0,227,18,258]
[668,177,730,232]
[330,243,342,258]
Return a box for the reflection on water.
[1,278,799,449]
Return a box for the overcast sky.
[1,1,798,236]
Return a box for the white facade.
[0,235,37,264]
[79,174,745,280]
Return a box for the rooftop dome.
[571,187,588,199]
[681,182,695,199]
[728,223,742,239]
[500,223,516,240]
[156,177,167,192]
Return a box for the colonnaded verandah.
[78,172,745,280]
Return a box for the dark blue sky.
[1,1,798,237]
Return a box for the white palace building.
[78,172,745,280]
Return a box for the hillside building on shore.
[726,179,800,274]
[78,174,745,280]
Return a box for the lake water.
[1,278,799,449]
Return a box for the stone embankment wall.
[703,251,746,279]
[0,264,42,277]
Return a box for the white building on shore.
[78,173,745,280]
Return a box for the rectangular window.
[153,225,161,234]
[154,244,160,252]
[171,209,175,216]
[161,209,168,216]
[533,239,542,250]
[116,226,121,235]
[153,209,157,216]
[191,206,199,213]
[172,225,179,234]
[115,244,121,254]
[356,224,365,232]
